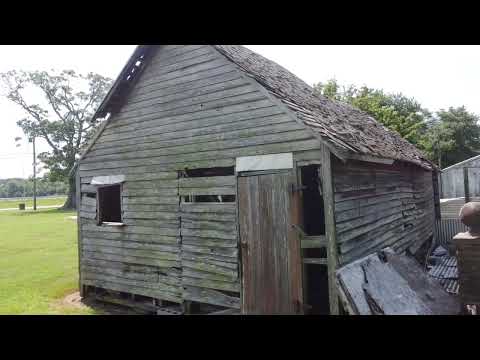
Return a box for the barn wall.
[441,158,480,199]
[332,159,435,265]
[77,45,321,308]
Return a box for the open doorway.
[300,165,329,315]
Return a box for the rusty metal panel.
[238,171,303,314]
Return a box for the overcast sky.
[1,45,479,179]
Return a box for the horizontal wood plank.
[82,279,182,303]
[303,258,328,265]
[183,285,240,309]
[180,203,236,214]
[301,236,327,248]
[182,276,240,292]
[83,250,180,268]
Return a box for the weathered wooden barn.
[76,45,439,315]
[440,154,480,199]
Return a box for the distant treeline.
[0,178,68,198]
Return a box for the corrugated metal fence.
[435,219,467,246]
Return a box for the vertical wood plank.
[96,187,102,225]
[320,144,340,315]
[234,168,243,313]
[464,167,470,203]
[290,162,304,314]
[76,170,83,297]
[238,175,255,313]
[432,170,441,220]
[297,166,309,310]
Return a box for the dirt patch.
[49,291,94,314]
[60,291,184,315]
[66,216,77,221]
[63,291,89,310]
[60,292,140,315]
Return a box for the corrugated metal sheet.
[440,197,480,219]
[428,255,459,295]
[434,219,467,247]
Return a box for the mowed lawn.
[0,208,96,314]
[0,196,67,210]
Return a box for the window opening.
[97,184,122,224]
[179,167,235,203]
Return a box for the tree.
[0,70,112,209]
[0,178,67,198]
[420,107,480,168]
[313,79,429,145]
[314,80,480,168]
[313,78,342,100]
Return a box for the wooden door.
[238,170,303,314]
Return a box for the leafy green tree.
[314,79,480,168]
[420,107,480,168]
[6,182,21,198]
[313,78,342,100]
[0,178,67,198]
[0,70,112,209]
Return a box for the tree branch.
[9,94,61,153]
[43,87,68,122]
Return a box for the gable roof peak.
[88,44,434,170]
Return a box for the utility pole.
[15,134,37,210]
[14,136,26,199]
[32,135,37,211]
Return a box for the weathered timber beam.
[301,236,327,249]
[303,258,328,265]
[320,144,340,315]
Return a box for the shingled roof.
[214,45,433,170]
[92,45,434,170]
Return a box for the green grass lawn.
[0,196,67,209]
[0,208,96,314]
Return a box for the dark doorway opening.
[300,165,329,315]
[301,165,325,235]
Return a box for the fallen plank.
[336,248,460,315]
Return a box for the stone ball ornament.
[459,202,480,235]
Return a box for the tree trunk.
[61,175,77,210]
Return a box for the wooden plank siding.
[332,159,435,265]
[77,45,321,308]
[179,183,240,305]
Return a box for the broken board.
[336,248,460,315]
